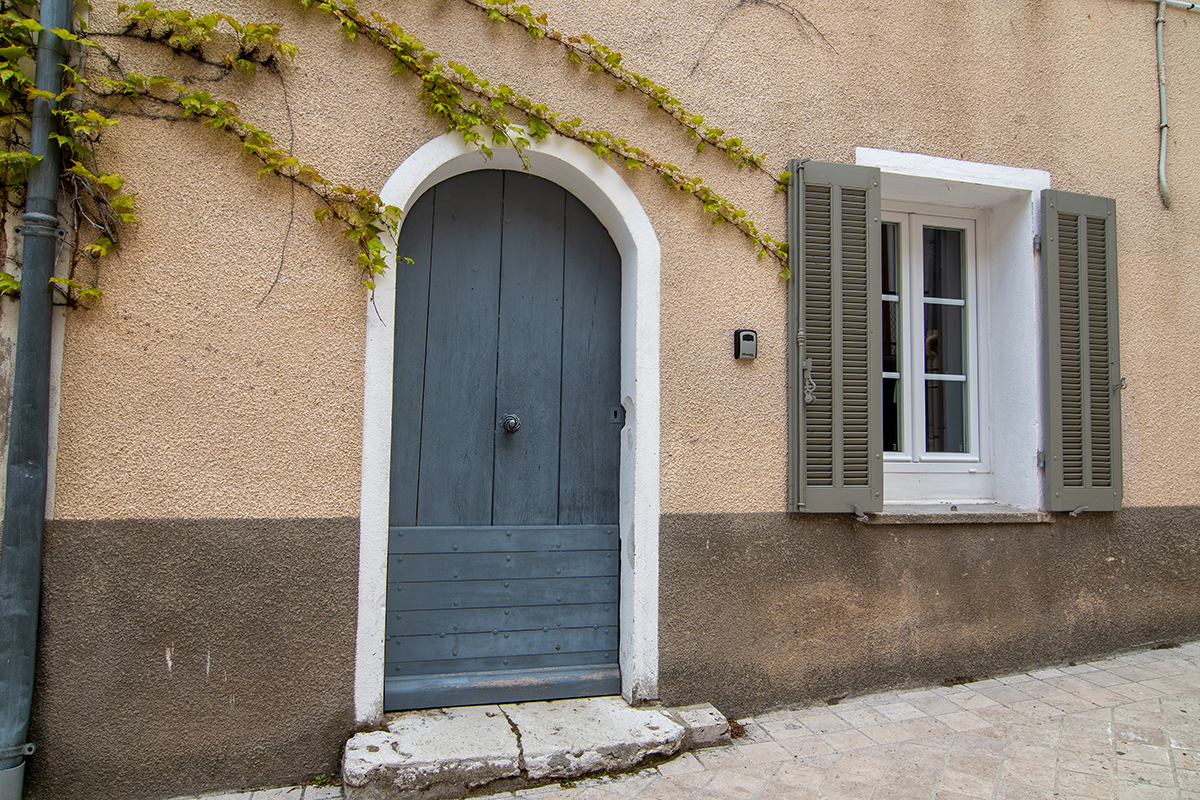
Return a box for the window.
[881,212,979,462]
[786,151,1123,515]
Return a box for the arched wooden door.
[384,170,622,710]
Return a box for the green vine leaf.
[0,271,19,296]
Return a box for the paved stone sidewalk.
[183,641,1200,800]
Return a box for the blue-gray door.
[385,170,622,711]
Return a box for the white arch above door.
[355,132,661,722]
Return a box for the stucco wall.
[26,518,358,800]
[659,507,1200,718]
[48,0,1200,520]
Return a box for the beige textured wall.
[52,0,1200,518]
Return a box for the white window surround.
[856,147,1051,511]
[355,131,661,724]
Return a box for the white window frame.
[857,147,1051,511]
[882,208,986,476]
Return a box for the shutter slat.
[1042,189,1122,511]
[789,160,883,513]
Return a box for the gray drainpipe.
[0,0,73,795]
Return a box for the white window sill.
[866,502,1052,525]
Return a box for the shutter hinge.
[1033,235,1041,252]
[1037,450,1045,468]
[796,329,805,344]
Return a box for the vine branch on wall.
[458,0,773,175]
[1,0,802,307]
[691,0,834,76]
[302,0,791,269]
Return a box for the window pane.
[883,300,900,373]
[884,377,901,452]
[923,227,964,300]
[882,222,900,295]
[925,379,967,453]
[924,304,965,375]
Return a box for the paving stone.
[651,752,702,777]
[1056,767,1116,798]
[734,741,792,764]
[874,700,927,722]
[1114,758,1175,786]
[1001,758,1058,789]
[303,788,344,800]
[939,767,997,797]
[820,728,876,751]
[774,731,836,757]
[937,710,993,732]
[799,711,853,734]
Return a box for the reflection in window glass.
[925,379,967,453]
[923,304,964,375]
[923,226,967,453]
[923,228,964,299]
[881,222,901,452]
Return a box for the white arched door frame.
[354,132,661,722]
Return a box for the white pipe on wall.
[1135,0,1198,10]
[1157,0,1172,208]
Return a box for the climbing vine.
[0,0,793,307]
[300,0,789,266]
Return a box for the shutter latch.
[803,358,816,403]
[1113,376,1127,394]
[852,505,869,523]
[1070,506,1088,517]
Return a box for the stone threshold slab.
[342,697,728,800]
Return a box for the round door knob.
[501,414,521,433]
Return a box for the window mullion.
[907,215,926,463]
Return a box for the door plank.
[493,173,567,525]
[388,576,619,611]
[389,188,436,527]
[389,549,618,582]
[387,651,617,677]
[386,625,617,662]
[389,525,618,554]
[387,602,617,636]
[416,171,504,526]
[384,665,620,711]
[559,194,622,525]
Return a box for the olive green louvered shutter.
[788,160,883,513]
[1042,189,1123,512]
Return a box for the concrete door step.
[342,697,729,800]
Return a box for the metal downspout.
[0,0,73,795]
[1157,0,1172,208]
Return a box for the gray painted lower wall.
[25,517,359,800]
[658,508,1200,718]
